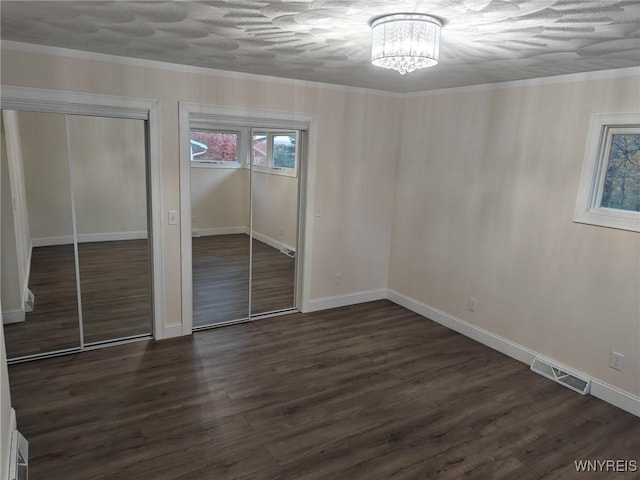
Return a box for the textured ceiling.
[1,1,639,93]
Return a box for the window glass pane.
[252,135,267,166]
[600,134,640,212]
[190,131,238,162]
[273,134,296,169]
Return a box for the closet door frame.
[1,85,166,353]
[179,102,318,335]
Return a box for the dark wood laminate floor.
[8,300,640,480]
[4,240,152,359]
[192,235,295,327]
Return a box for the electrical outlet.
[467,297,478,312]
[335,273,342,285]
[610,351,624,371]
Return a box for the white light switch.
[168,210,179,225]
[315,205,322,217]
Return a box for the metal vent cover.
[531,357,591,395]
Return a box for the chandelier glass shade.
[370,14,442,75]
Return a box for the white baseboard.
[386,289,640,418]
[32,231,147,247]
[387,290,537,365]
[162,323,184,340]
[192,226,248,237]
[307,289,387,312]
[590,380,640,417]
[192,227,296,254]
[2,309,25,325]
[251,231,295,255]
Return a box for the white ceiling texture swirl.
[1,1,638,93]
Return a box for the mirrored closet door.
[190,122,302,329]
[68,115,152,346]
[1,111,81,358]
[190,127,250,328]
[1,110,153,362]
[250,130,299,316]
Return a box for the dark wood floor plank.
[192,234,295,327]
[4,240,152,358]
[7,300,640,479]
[6,234,294,358]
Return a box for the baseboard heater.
[8,430,28,480]
[530,357,591,395]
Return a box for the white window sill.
[251,165,297,178]
[573,208,640,233]
[190,161,243,169]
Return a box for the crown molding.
[404,66,640,98]
[0,40,403,98]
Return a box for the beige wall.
[69,115,147,236]
[1,48,402,327]
[190,167,248,232]
[17,112,147,241]
[191,167,298,248]
[17,111,73,240]
[252,171,299,249]
[389,75,640,396]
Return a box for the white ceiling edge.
[1,40,638,100]
[0,40,403,98]
[405,65,640,98]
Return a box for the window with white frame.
[189,129,242,167]
[574,113,640,232]
[252,130,298,177]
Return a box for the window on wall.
[252,131,298,177]
[574,113,640,232]
[190,130,241,167]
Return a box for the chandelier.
[370,14,442,75]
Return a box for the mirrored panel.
[2,110,81,359]
[67,115,152,344]
[250,130,299,315]
[190,128,250,327]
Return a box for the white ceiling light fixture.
[370,13,443,75]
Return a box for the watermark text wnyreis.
[575,460,637,473]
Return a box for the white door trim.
[179,102,318,334]
[1,110,31,311]
[0,85,166,340]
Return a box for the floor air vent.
[280,247,295,258]
[531,357,591,395]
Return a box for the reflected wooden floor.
[192,234,295,328]
[4,240,151,359]
[8,300,640,480]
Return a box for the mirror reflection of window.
[252,134,268,166]
[190,130,239,164]
[252,131,298,175]
[273,134,296,169]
